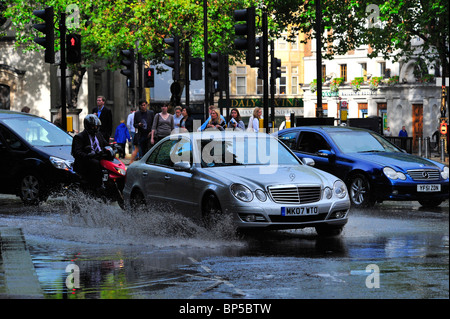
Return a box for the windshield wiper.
[358,150,384,153]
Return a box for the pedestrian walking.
[199,105,227,131]
[180,107,194,132]
[151,104,174,145]
[247,107,262,132]
[173,106,183,133]
[227,108,245,131]
[133,100,154,160]
[113,120,131,158]
[92,95,113,141]
[126,107,136,155]
[399,125,408,137]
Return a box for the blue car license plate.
[281,206,318,216]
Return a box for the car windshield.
[199,135,300,167]
[2,117,72,147]
[329,131,401,154]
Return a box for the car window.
[298,131,331,154]
[146,138,192,168]
[329,131,401,153]
[278,131,299,150]
[2,117,72,146]
[0,125,27,151]
[170,138,192,164]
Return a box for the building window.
[279,67,287,94]
[0,84,10,110]
[360,63,367,80]
[379,62,386,77]
[340,64,347,82]
[257,77,263,95]
[291,36,298,50]
[236,76,246,95]
[277,38,287,50]
[291,76,298,95]
[322,64,326,82]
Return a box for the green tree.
[266,0,449,77]
[1,0,260,107]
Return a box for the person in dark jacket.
[92,95,113,141]
[180,106,194,132]
[72,114,109,190]
[133,100,155,157]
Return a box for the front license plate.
[417,184,441,192]
[102,173,109,182]
[281,206,318,216]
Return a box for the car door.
[295,130,337,176]
[0,125,28,193]
[163,137,195,216]
[142,140,179,204]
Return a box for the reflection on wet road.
[0,194,448,299]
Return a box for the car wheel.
[315,225,344,237]
[418,199,443,207]
[130,189,146,211]
[19,173,46,205]
[348,174,375,208]
[202,193,222,227]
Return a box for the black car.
[0,110,78,204]
[274,126,449,208]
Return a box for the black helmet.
[84,114,101,135]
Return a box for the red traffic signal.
[66,33,81,63]
[144,68,154,87]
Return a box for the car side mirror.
[174,161,192,171]
[317,150,334,158]
[302,158,315,166]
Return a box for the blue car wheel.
[349,174,375,208]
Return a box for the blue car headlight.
[442,166,449,180]
[383,167,406,180]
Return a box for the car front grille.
[268,185,322,204]
[407,169,441,181]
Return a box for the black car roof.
[0,109,41,119]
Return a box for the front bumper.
[225,198,350,230]
[374,180,449,202]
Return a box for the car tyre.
[418,199,443,207]
[348,174,375,208]
[19,173,47,205]
[130,189,146,211]
[315,225,344,237]
[202,193,222,227]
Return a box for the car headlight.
[442,166,449,180]
[50,156,73,171]
[230,184,254,202]
[255,189,267,202]
[333,180,347,199]
[383,167,406,180]
[323,187,333,199]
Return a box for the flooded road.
[0,194,448,299]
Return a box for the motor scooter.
[73,145,127,208]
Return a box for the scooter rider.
[72,114,109,191]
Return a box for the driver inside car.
[71,114,109,191]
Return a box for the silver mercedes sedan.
[123,131,350,235]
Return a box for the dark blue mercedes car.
[274,126,449,208]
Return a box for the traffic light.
[163,36,180,81]
[271,56,281,82]
[120,49,135,88]
[255,37,264,79]
[144,68,154,88]
[191,58,203,81]
[208,53,221,92]
[66,33,81,63]
[32,6,54,64]
[234,6,256,67]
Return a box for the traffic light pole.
[270,40,275,128]
[316,0,323,118]
[203,0,209,114]
[59,12,67,131]
[262,12,269,133]
[185,41,190,108]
